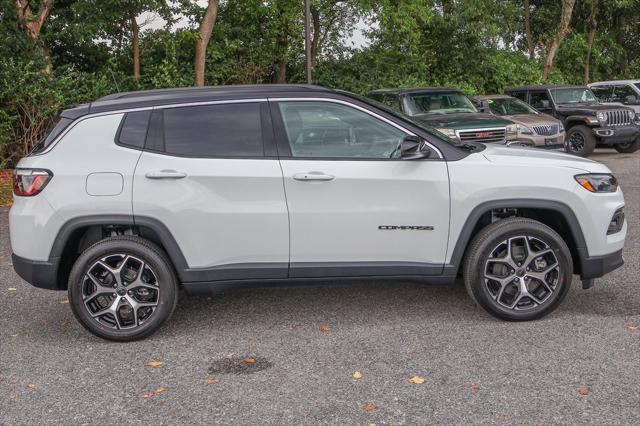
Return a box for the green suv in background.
[368,88,517,144]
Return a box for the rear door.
[133,100,289,281]
[271,98,450,278]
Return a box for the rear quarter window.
[117,110,151,149]
[30,117,73,155]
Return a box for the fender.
[443,199,588,276]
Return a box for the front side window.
[278,101,406,159]
[590,85,613,102]
[406,91,477,116]
[487,98,538,115]
[549,88,597,105]
[161,103,263,157]
[529,91,552,109]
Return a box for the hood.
[413,112,512,129]
[502,113,559,127]
[480,144,611,173]
[555,103,634,115]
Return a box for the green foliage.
[2,0,640,166]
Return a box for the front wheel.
[614,138,640,153]
[68,236,178,341]
[565,125,596,157]
[463,218,573,321]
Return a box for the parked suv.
[10,85,626,341]
[589,80,640,115]
[473,95,565,148]
[506,85,640,156]
[368,88,518,144]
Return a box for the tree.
[194,0,219,86]
[583,0,598,84]
[523,0,534,59]
[542,0,577,80]
[15,0,55,73]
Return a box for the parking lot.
[0,149,638,425]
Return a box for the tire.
[565,125,596,157]
[462,217,573,321]
[68,236,178,341]
[613,138,640,153]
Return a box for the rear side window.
[161,103,264,157]
[30,116,73,155]
[117,111,151,149]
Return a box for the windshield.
[406,91,478,116]
[485,97,538,115]
[550,88,597,105]
[347,91,460,145]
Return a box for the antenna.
[108,68,121,93]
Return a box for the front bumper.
[592,125,640,144]
[12,253,61,290]
[578,248,624,280]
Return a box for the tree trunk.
[583,0,598,84]
[523,0,534,59]
[194,0,219,87]
[15,0,54,74]
[130,13,140,81]
[310,5,321,67]
[542,0,577,80]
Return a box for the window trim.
[143,99,275,159]
[269,97,443,161]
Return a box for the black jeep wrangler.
[505,85,640,156]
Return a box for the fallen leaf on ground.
[409,375,425,384]
[141,387,167,398]
[578,387,590,396]
[9,379,17,384]
[9,333,18,337]
[227,353,236,358]
[319,324,331,333]
[144,361,163,368]
[242,357,256,364]
[624,323,638,331]
[59,298,69,304]
[470,383,480,391]
[8,288,17,292]
[498,414,509,422]
[59,319,69,328]
[364,403,378,412]
[204,378,220,385]
[26,384,36,389]
[353,371,363,380]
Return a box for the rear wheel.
[463,218,573,321]
[68,236,178,341]
[565,125,596,157]
[613,138,640,153]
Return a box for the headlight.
[559,122,565,133]
[597,112,607,122]
[517,124,534,135]
[506,124,518,140]
[436,128,457,138]
[575,173,618,193]
[628,110,635,120]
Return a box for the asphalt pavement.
[1,149,639,425]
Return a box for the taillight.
[12,169,53,197]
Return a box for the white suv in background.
[10,85,626,341]
[590,80,640,114]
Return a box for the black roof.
[62,84,334,119]
[369,87,464,95]
[506,84,588,92]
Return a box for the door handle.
[293,172,335,182]
[145,170,187,179]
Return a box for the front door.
[272,99,450,278]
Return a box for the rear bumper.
[579,249,624,280]
[11,253,61,290]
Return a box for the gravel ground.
[0,149,638,425]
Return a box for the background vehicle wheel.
[68,236,178,341]
[463,217,573,321]
[613,138,640,153]
[565,125,596,157]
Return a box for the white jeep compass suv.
[9,85,626,341]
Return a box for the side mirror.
[400,135,431,160]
